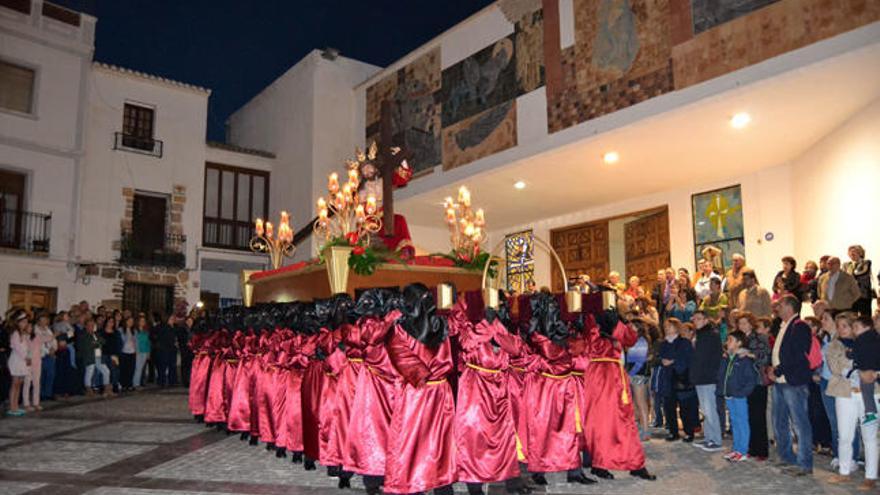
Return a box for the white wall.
[79,66,209,303]
[227,51,379,261]
[792,97,880,266]
[488,162,797,291]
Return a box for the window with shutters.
[0,60,36,115]
[203,163,270,251]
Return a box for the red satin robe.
[320,341,348,466]
[227,332,258,433]
[568,334,590,452]
[283,333,314,453]
[302,330,334,460]
[188,332,212,416]
[384,322,456,494]
[506,331,535,462]
[204,330,231,424]
[329,323,364,468]
[256,332,279,442]
[525,333,581,473]
[581,321,645,471]
[451,307,520,483]
[222,332,244,420]
[271,329,292,448]
[344,311,401,476]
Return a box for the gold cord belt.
[466,363,502,374]
[540,371,571,379]
[591,358,630,404]
[426,378,447,386]
[510,366,527,373]
[348,358,364,363]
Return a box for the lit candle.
[255,218,264,236]
[317,197,327,211]
[443,197,454,209]
[458,186,471,207]
[348,168,359,185]
[342,183,352,198]
[328,173,339,193]
[475,209,485,226]
[445,208,456,224]
[319,208,328,220]
[464,223,475,237]
[265,222,274,238]
[280,211,289,226]
[355,204,365,223]
[366,195,377,214]
[472,226,482,240]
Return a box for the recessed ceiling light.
[514,180,526,190]
[603,151,620,164]
[730,112,751,129]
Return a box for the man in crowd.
[771,295,814,476]
[690,311,723,452]
[818,256,861,313]
[737,269,772,318]
[725,254,749,305]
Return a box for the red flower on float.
[345,232,359,246]
[352,246,366,256]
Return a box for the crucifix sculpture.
[376,99,412,236]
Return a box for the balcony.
[118,231,185,268]
[0,209,51,254]
[203,218,252,252]
[113,132,163,158]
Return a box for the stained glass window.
[505,230,535,293]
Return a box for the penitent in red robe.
[384,322,456,494]
[255,332,277,442]
[450,305,520,484]
[227,332,258,433]
[329,323,364,467]
[525,332,581,473]
[204,330,231,424]
[319,329,346,467]
[343,311,401,476]
[270,329,292,448]
[188,332,212,417]
[222,332,243,421]
[581,320,645,471]
[302,328,338,460]
[283,333,313,453]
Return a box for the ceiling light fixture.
[603,151,620,164]
[730,112,751,129]
[514,180,526,190]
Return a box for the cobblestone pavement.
[0,388,870,495]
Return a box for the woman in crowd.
[658,317,698,442]
[627,318,653,441]
[773,256,801,300]
[816,311,859,469]
[699,278,728,322]
[826,313,878,491]
[119,316,138,391]
[800,261,819,303]
[677,269,697,303]
[77,320,110,396]
[134,315,151,389]
[844,245,874,316]
[665,282,696,323]
[6,310,30,416]
[101,318,121,394]
[736,312,771,461]
[34,312,57,402]
[624,276,643,300]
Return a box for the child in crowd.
[658,318,699,442]
[53,335,78,398]
[851,316,879,426]
[6,310,30,416]
[718,330,758,462]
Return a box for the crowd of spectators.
[1,300,201,414]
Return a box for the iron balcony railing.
[0,209,51,254]
[113,132,163,158]
[118,231,186,268]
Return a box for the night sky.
[55,0,494,141]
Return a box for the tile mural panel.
[691,0,779,34]
[439,35,519,128]
[442,100,517,171]
[515,9,546,93]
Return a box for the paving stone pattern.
[0,388,868,495]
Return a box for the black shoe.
[194,414,204,423]
[530,474,548,485]
[682,435,695,443]
[275,447,287,458]
[591,468,614,480]
[240,432,249,441]
[291,452,303,463]
[248,436,258,446]
[665,434,680,442]
[566,472,597,484]
[338,477,351,489]
[630,468,657,481]
[327,466,341,477]
[266,442,275,451]
[508,487,532,495]
[366,488,381,495]
[304,459,316,471]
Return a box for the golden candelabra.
[250,211,295,270]
[313,153,382,248]
[443,186,486,262]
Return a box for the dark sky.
[57,0,494,141]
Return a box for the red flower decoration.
[345,232,359,246]
[352,246,366,256]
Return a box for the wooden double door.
[550,208,670,294]
[8,284,57,314]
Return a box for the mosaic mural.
[442,100,517,171]
[364,0,879,174]
[692,0,779,34]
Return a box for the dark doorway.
[123,282,173,318]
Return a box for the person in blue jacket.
[658,318,699,442]
[718,330,758,462]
